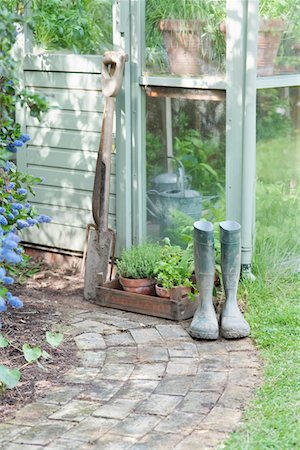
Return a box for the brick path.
[0,306,262,450]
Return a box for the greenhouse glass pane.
[256,87,300,272]
[146,89,226,245]
[145,0,226,76]
[257,0,300,77]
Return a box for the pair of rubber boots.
[189,220,250,340]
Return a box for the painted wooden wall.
[17,54,116,253]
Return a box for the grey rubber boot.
[189,220,219,340]
[219,220,250,339]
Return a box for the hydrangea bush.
[0,3,50,328]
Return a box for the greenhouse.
[0,1,299,449]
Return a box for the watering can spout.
[178,167,185,196]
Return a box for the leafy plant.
[174,128,224,196]
[0,330,63,392]
[154,238,194,289]
[29,0,112,54]
[116,242,162,279]
[1,2,50,327]
[257,89,292,141]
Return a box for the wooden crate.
[95,279,199,321]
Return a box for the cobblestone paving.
[0,307,262,450]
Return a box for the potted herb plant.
[146,0,226,75]
[154,238,195,299]
[116,242,162,295]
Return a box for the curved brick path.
[0,306,262,450]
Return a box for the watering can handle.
[102,50,128,98]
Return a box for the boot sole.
[188,328,219,340]
[220,328,250,339]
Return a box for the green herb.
[116,242,162,279]
[154,238,194,289]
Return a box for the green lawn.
[224,135,300,449]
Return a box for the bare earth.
[0,266,85,423]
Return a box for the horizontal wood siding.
[18,54,116,252]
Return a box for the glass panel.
[145,0,226,76]
[256,87,300,272]
[146,88,226,245]
[258,0,300,76]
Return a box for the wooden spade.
[84,51,127,300]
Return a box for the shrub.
[0,3,50,327]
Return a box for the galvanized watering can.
[147,158,202,226]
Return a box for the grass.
[223,134,300,449]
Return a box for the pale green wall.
[17,54,116,252]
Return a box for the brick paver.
[0,305,262,450]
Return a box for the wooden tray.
[95,279,199,321]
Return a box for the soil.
[0,263,87,423]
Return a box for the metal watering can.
[147,157,202,227]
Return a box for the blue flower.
[0,268,6,279]
[13,140,23,147]
[7,143,17,153]
[0,208,5,214]
[0,215,8,226]
[0,298,7,312]
[27,218,38,226]
[0,249,22,264]
[20,133,31,143]
[16,219,29,229]
[2,276,14,285]
[7,213,15,220]
[37,215,51,223]
[17,188,27,195]
[1,236,17,249]
[6,232,21,244]
[4,161,13,172]
[12,203,23,211]
[7,294,23,309]
[8,182,15,189]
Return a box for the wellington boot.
[219,221,250,339]
[189,221,219,340]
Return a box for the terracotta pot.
[257,19,286,76]
[160,19,215,75]
[119,275,156,295]
[220,19,286,77]
[155,284,191,299]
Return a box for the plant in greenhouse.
[145,0,226,74]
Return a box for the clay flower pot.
[119,275,156,295]
[257,19,286,76]
[160,19,215,75]
[220,19,286,77]
[155,284,191,299]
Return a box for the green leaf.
[0,365,21,389]
[0,334,9,348]
[41,350,52,360]
[36,360,47,371]
[46,331,63,348]
[22,343,42,363]
[0,287,8,297]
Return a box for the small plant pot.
[155,284,191,299]
[220,19,286,76]
[160,19,215,75]
[119,275,156,296]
